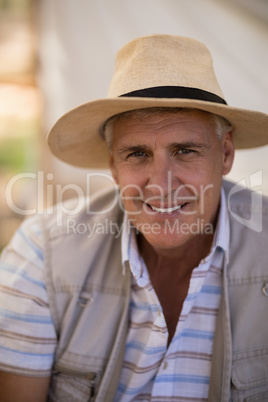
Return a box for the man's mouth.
[146,203,187,213]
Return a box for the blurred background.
[0,0,267,250]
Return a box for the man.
[0,34,268,401]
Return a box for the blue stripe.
[117,382,147,396]
[181,329,214,340]
[0,344,54,358]
[0,307,53,324]
[126,340,166,355]
[118,374,209,395]
[0,262,45,289]
[130,300,159,312]
[201,285,222,295]
[185,285,221,303]
[185,292,198,301]
[155,374,210,385]
[18,227,44,261]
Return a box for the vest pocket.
[48,367,98,402]
[231,350,268,401]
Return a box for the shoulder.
[40,186,125,291]
[223,178,268,212]
[223,178,268,229]
[222,179,268,280]
[41,185,123,240]
[1,185,124,287]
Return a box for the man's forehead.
[112,108,215,134]
[113,107,213,123]
[113,116,216,151]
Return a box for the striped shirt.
[0,188,229,401]
[115,188,229,401]
[0,216,57,376]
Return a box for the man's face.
[110,110,234,253]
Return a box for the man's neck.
[138,231,214,279]
[137,232,214,346]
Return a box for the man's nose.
[145,157,179,195]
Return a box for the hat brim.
[47,97,268,169]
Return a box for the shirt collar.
[121,186,230,276]
[212,186,230,263]
[121,214,144,278]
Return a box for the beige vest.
[42,181,268,402]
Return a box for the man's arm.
[0,216,57,400]
[0,372,50,402]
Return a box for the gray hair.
[103,107,232,150]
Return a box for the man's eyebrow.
[168,141,209,149]
[117,145,150,155]
[116,141,209,156]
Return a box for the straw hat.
[47,34,268,169]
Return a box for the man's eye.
[128,151,146,158]
[177,148,194,155]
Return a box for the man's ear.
[109,153,119,184]
[222,130,235,176]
